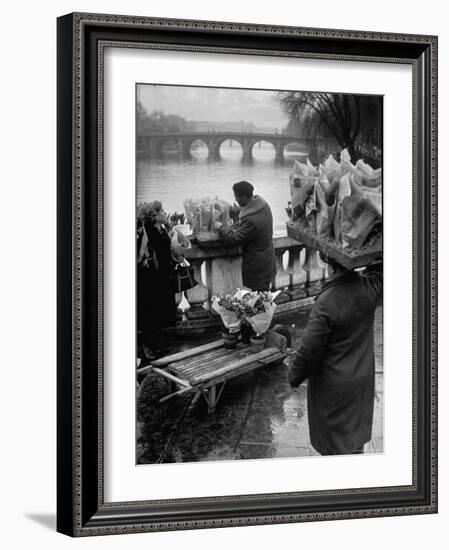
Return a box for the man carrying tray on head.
[287,254,383,456]
[214,181,275,292]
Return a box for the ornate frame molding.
[57,12,437,537]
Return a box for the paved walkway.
[137,307,383,463]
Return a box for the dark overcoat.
[288,265,383,455]
[137,222,177,344]
[219,195,275,291]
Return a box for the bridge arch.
[185,138,208,159]
[248,139,278,161]
[214,137,244,160]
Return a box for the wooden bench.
[137,331,287,413]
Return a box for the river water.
[137,142,308,236]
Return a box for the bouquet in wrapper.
[212,289,281,336]
[170,225,192,262]
[211,289,248,333]
[183,197,231,240]
[288,148,382,251]
[239,290,281,336]
[289,159,319,221]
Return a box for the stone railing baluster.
[185,258,210,319]
[174,291,183,320]
[316,253,329,281]
[303,247,325,295]
[273,247,290,289]
[287,246,307,287]
[175,292,190,322]
[284,245,308,300]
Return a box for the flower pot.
[240,322,255,344]
[250,335,265,353]
[222,329,240,349]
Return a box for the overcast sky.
[137,84,289,127]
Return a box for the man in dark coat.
[216,181,275,291]
[288,257,383,455]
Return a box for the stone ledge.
[184,235,302,260]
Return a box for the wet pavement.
[137,306,383,463]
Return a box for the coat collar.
[239,195,266,219]
[316,270,358,297]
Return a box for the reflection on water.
[137,142,307,234]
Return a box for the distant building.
[221,121,246,132]
[253,126,278,134]
[180,120,286,134]
[186,120,213,132]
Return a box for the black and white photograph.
[135,83,383,464]
[0,0,443,544]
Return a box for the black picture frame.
[57,12,438,537]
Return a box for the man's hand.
[213,221,223,230]
[282,353,295,370]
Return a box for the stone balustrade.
[172,236,328,329]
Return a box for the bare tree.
[279,92,381,162]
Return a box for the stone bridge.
[137,132,338,163]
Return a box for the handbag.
[172,261,198,293]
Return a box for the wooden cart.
[137,331,287,413]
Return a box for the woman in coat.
[137,201,177,360]
[288,258,383,455]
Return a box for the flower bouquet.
[212,289,281,351]
[240,289,280,329]
[240,290,281,352]
[183,196,231,245]
[170,225,192,261]
[211,289,248,334]
[287,148,383,269]
[288,149,382,249]
[212,290,248,348]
